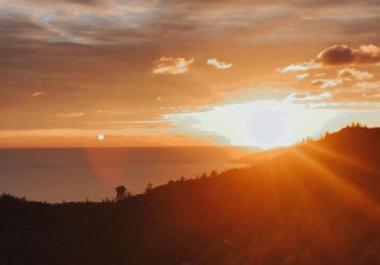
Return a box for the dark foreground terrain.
[1,125,380,265]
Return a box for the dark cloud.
[315,44,380,65]
[316,45,357,65]
[0,17,46,41]
[1,0,380,46]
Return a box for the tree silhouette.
[145,182,153,193]
[115,185,127,201]
[210,170,218,178]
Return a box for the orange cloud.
[207,58,232,69]
[286,92,332,102]
[311,79,342,89]
[56,112,85,118]
[296,73,310,80]
[278,62,320,73]
[337,68,374,81]
[32,91,46,97]
[280,44,380,74]
[152,57,194,74]
[354,81,380,90]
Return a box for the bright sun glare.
[166,100,341,149]
[97,133,105,141]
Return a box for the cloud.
[0,0,156,45]
[32,91,46,97]
[286,92,332,101]
[280,44,380,74]
[278,62,320,73]
[296,73,310,80]
[2,0,380,48]
[53,0,101,6]
[306,67,375,91]
[152,57,195,74]
[30,0,102,6]
[87,120,171,129]
[314,72,326,77]
[337,68,374,81]
[2,1,380,134]
[207,58,232,69]
[96,110,133,115]
[293,67,375,90]
[355,81,380,90]
[315,44,380,65]
[56,112,85,118]
[311,79,342,89]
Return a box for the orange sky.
[1,0,380,148]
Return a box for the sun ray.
[300,142,379,175]
[291,148,380,221]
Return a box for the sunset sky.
[1,0,380,149]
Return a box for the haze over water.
[0,147,248,202]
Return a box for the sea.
[0,147,250,202]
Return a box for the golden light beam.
[291,148,380,222]
[301,142,379,175]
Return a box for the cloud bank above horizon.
[1,0,380,147]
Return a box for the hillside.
[1,126,380,265]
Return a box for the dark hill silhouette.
[1,125,380,265]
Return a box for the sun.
[166,100,339,149]
[97,133,105,141]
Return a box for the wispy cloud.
[96,110,133,115]
[56,112,84,118]
[286,92,332,102]
[32,91,46,97]
[87,120,170,129]
[296,73,310,80]
[278,62,320,73]
[311,79,343,89]
[2,1,380,47]
[314,72,326,77]
[152,57,194,74]
[207,58,232,69]
[355,81,380,90]
[337,68,374,81]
